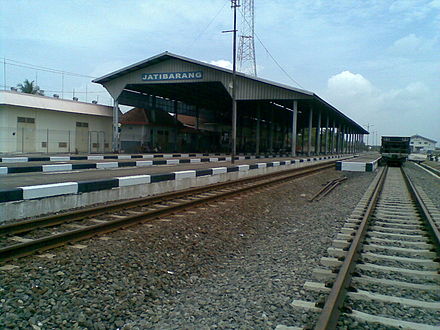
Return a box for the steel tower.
[237,0,257,76]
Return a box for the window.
[58,142,67,148]
[424,142,428,144]
[17,117,35,123]
[76,122,89,127]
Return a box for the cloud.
[388,0,432,21]
[327,71,374,97]
[389,34,437,55]
[324,71,439,141]
[209,59,233,70]
[430,0,440,8]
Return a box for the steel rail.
[419,162,440,177]
[315,164,440,329]
[402,167,440,251]
[309,180,335,202]
[0,161,337,263]
[309,177,347,202]
[314,166,388,329]
[0,160,339,236]
[316,177,347,201]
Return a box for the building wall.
[410,136,436,153]
[0,105,112,153]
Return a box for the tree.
[16,79,44,95]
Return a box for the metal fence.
[0,126,110,154]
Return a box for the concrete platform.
[0,154,305,175]
[0,152,228,163]
[0,154,348,222]
[336,153,381,172]
[0,155,326,190]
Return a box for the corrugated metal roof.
[93,52,368,134]
[93,51,313,96]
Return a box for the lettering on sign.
[142,71,203,81]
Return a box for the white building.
[0,90,113,154]
[410,134,437,153]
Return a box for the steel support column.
[350,130,353,154]
[256,104,260,155]
[339,126,343,154]
[174,100,178,152]
[301,128,305,154]
[336,125,340,154]
[291,100,298,156]
[325,114,329,154]
[112,99,119,153]
[315,110,321,155]
[342,127,346,154]
[269,108,274,154]
[308,107,313,156]
[331,120,335,154]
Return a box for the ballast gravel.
[0,168,376,329]
[404,162,440,208]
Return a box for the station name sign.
[142,71,203,81]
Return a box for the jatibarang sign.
[142,71,203,81]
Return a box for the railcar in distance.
[380,136,410,166]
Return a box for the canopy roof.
[94,52,368,134]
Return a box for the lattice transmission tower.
[237,0,257,76]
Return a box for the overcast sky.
[1,0,439,145]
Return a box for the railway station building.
[0,90,113,154]
[93,52,368,156]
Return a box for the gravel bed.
[362,246,432,260]
[345,299,440,326]
[337,318,398,330]
[365,237,427,248]
[360,256,435,271]
[353,282,440,302]
[0,169,376,329]
[357,269,439,285]
[404,162,440,208]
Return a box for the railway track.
[293,166,440,329]
[0,161,336,264]
[416,161,440,178]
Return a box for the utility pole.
[223,0,240,164]
[238,0,257,76]
[364,123,374,148]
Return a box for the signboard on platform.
[142,71,203,81]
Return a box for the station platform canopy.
[93,52,368,154]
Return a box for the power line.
[184,0,229,53]
[237,7,306,90]
[3,58,97,79]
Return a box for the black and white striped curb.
[0,155,344,203]
[0,152,295,163]
[336,156,380,172]
[0,153,228,163]
[0,154,323,175]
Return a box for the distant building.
[410,134,437,153]
[0,90,113,153]
[119,107,184,153]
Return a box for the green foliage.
[16,79,44,95]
